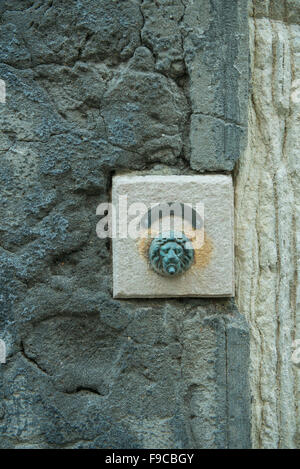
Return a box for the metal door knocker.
[149,231,194,277]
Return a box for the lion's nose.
[168,249,176,260]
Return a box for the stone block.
[112,174,234,298]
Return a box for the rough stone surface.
[184,0,249,171]
[0,0,250,449]
[235,0,300,449]
[0,298,250,449]
[112,175,234,298]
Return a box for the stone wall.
[235,0,300,449]
[0,0,252,449]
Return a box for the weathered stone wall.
[0,0,251,448]
[235,0,300,449]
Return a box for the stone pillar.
[235,0,300,449]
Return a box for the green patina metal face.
[149,231,194,277]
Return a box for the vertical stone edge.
[187,0,250,171]
[225,310,252,449]
[224,0,252,448]
[214,313,227,449]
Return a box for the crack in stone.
[20,341,50,376]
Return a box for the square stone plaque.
[112,175,234,298]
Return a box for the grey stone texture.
[0,298,250,449]
[183,0,249,171]
[0,0,250,448]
